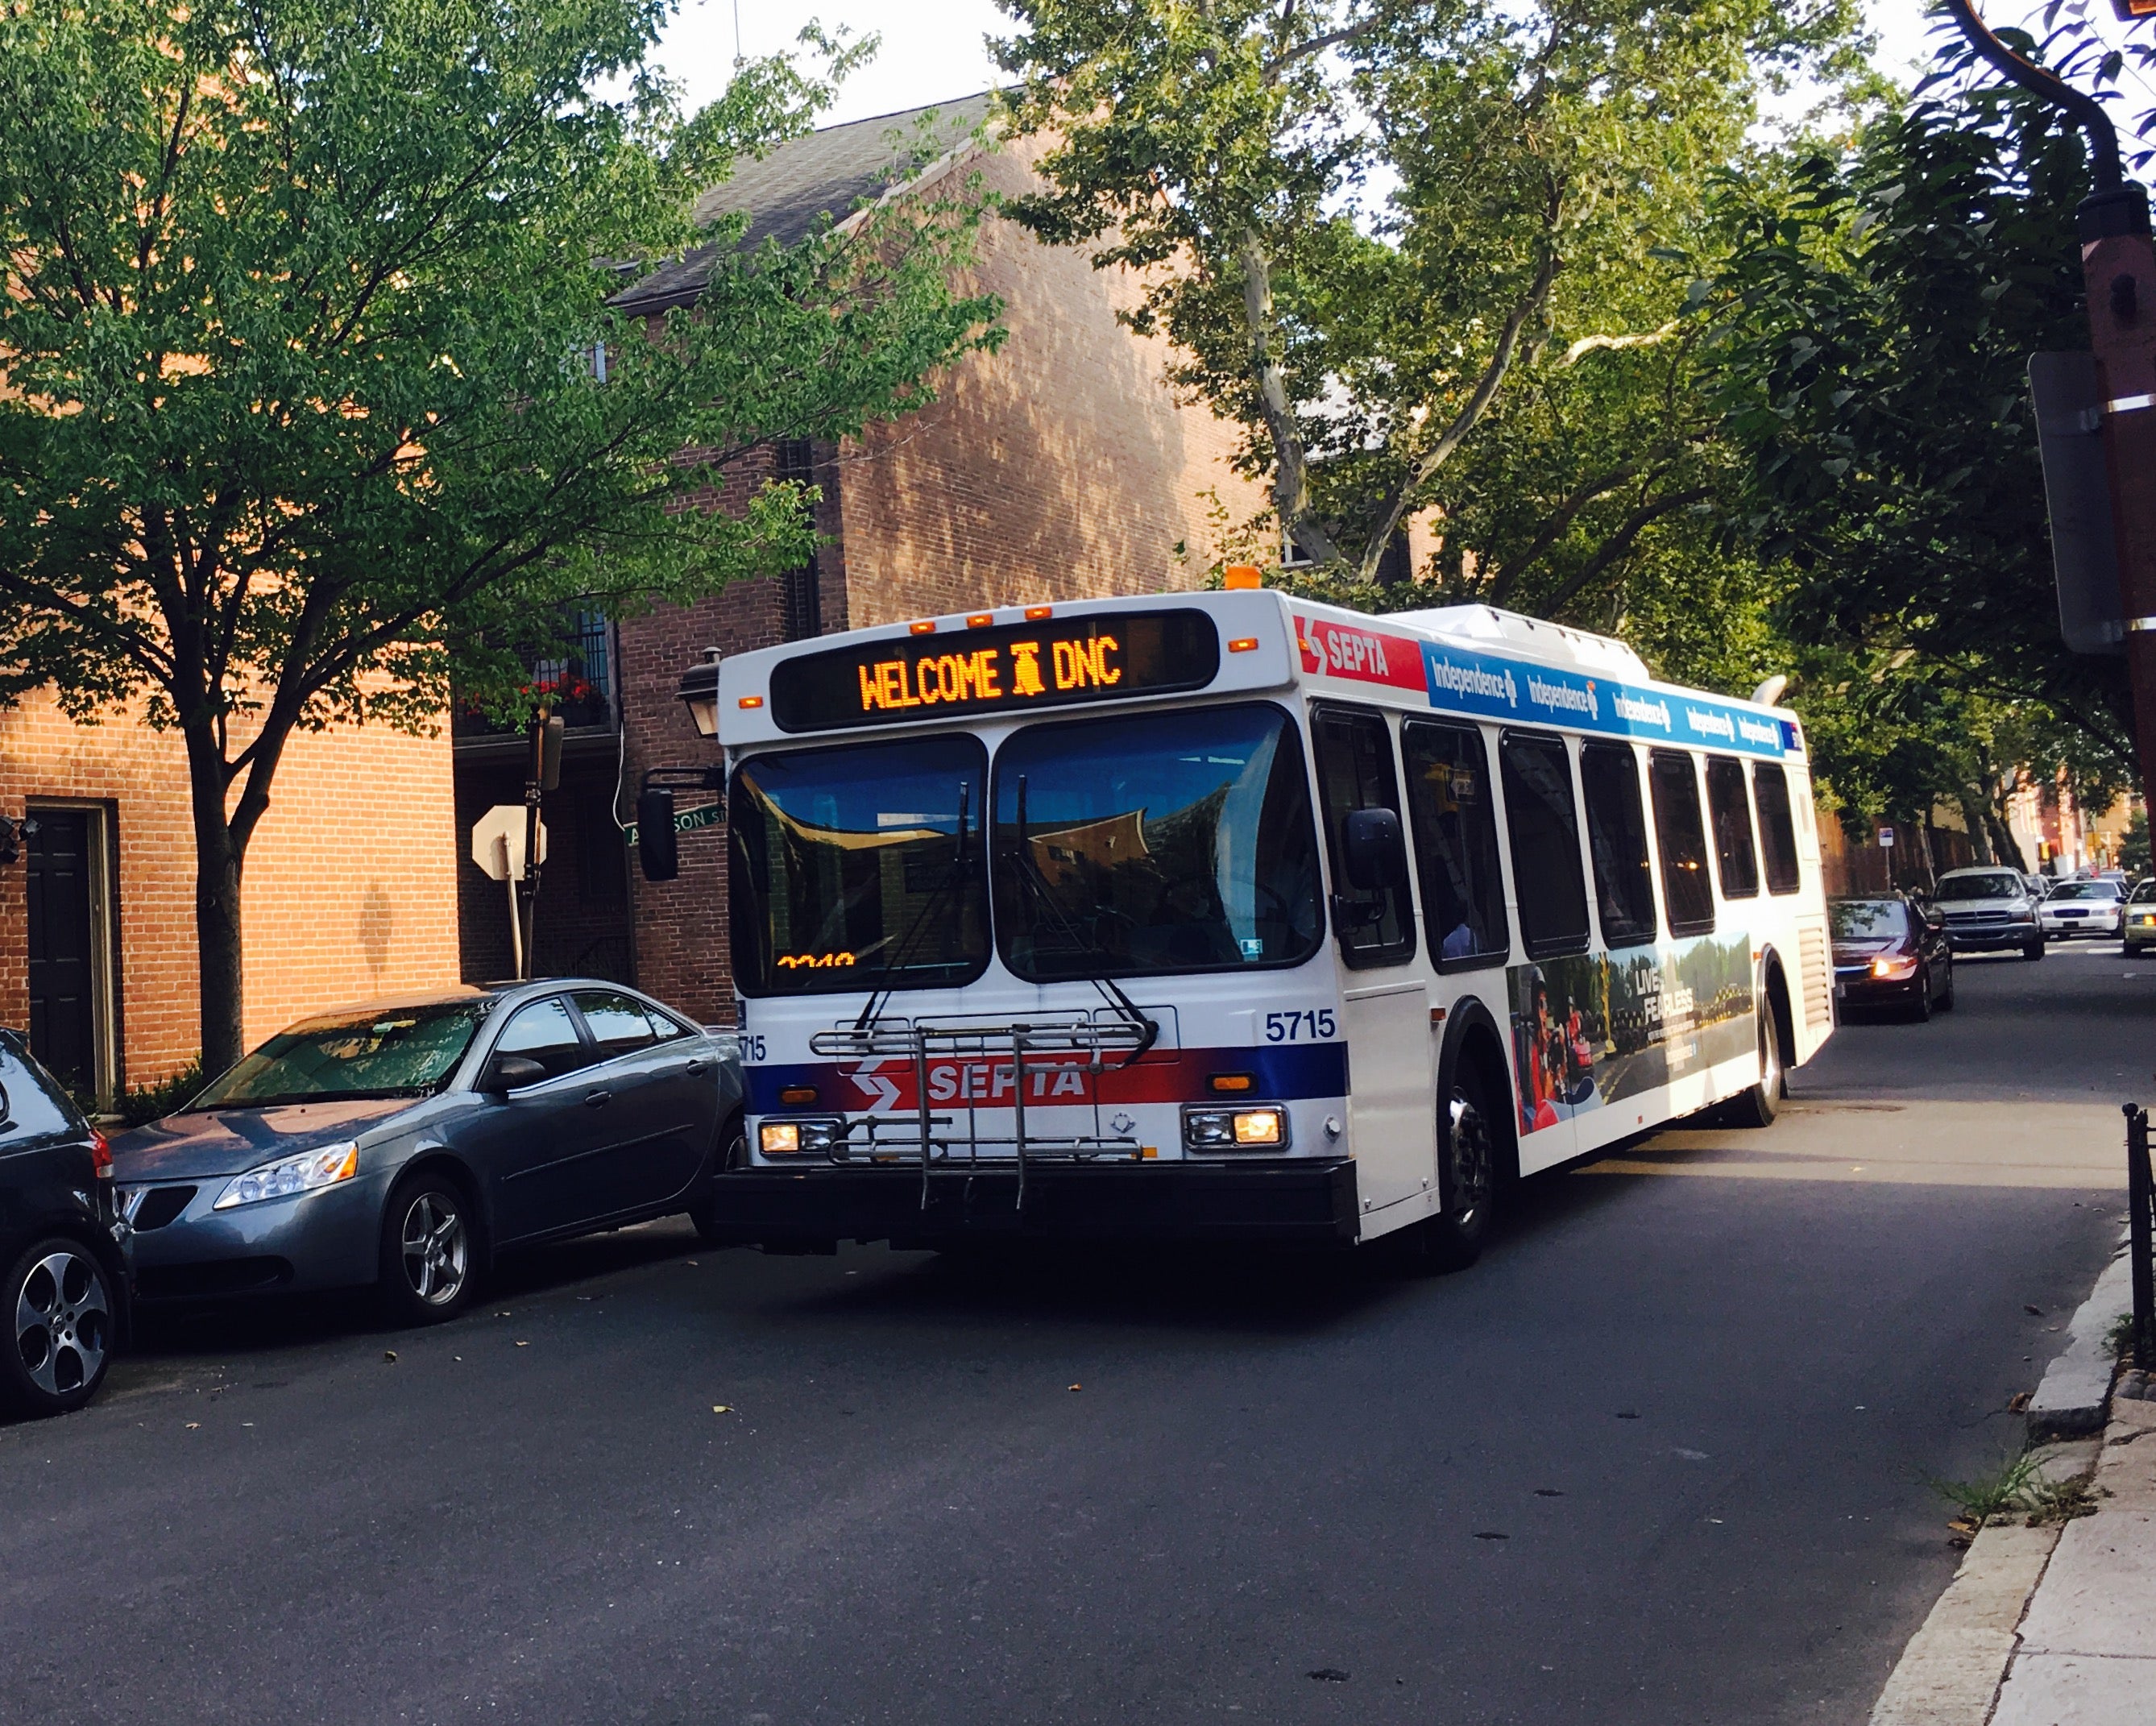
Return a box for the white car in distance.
[2038,878,2126,940]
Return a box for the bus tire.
[1727,1002,1785,1129]
[1414,1066,1498,1272]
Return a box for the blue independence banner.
[1417,641,1799,759]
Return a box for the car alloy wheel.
[400,1191,469,1308]
[8,1240,112,1415]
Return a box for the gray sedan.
[110,981,744,1324]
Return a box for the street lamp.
[677,649,720,740]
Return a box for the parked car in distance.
[2124,879,2156,956]
[1831,896,1955,1020]
[111,982,744,1325]
[2023,873,2052,900]
[2,1028,129,1417]
[1932,866,2045,960]
[2038,878,2125,940]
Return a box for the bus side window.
[1649,750,1716,936]
[1704,757,1760,899]
[1311,706,1416,969]
[1400,719,1509,969]
[1578,741,1658,948]
[1752,762,1803,895]
[1498,731,1590,958]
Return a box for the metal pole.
[1946,2,2156,809]
[2128,1102,2154,1372]
[520,707,545,980]
[497,833,523,981]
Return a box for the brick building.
[2,690,461,1105]
[452,95,1270,1022]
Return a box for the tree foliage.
[1710,73,2137,821]
[993,0,1864,606]
[0,0,1001,1069]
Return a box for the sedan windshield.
[1934,872,2025,901]
[1831,899,1909,939]
[729,734,989,996]
[2132,879,2156,904]
[993,703,1324,981]
[2049,881,2120,902]
[196,1001,488,1108]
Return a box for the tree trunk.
[184,722,248,1077]
[1960,792,1995,865]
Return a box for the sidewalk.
[1870,1251,2153,1725]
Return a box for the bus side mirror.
[1342,807,1408,891]
[638,788,679,882]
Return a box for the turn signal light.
[779,1085,819,1106]
[761,1122,800,1155]
[1209,1073,1254,1093]
[738,695,763,709]
[1232,1110,1283,1145]
[1228,637,1258,653]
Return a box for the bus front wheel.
[1412,1069,1497,1272]
[1727,1002,1785,1129]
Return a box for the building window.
[777,439,822,642]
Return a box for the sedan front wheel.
[378,1173,478,1326]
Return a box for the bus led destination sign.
[769,609,1221,732]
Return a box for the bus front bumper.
[699,1158,1360,1251]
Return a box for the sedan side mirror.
[1341,807,1408,892]
[481,1054,548,1095]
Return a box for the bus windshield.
[729,734,989,995]
[992,703,1324,981]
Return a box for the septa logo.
[1293,615,1325,675]
[1299,616,1425,691]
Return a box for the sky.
[647,2,2146,152]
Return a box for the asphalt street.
[3,944,2138,1725]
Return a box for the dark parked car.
[111,982,744,1324]
[2,1028,129,1417]
[1831,895,1954,1020]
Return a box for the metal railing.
[806,1014,1157,1211]
[2129,1104,2154,1372]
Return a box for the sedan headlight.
[1183,1105,1288,1151]
[1870,955,1918,980]
[213,1142,359,1209]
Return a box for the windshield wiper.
[1012,775,1159,1068]
[853,782,974,1033]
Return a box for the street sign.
[470,804,548,881]
[623,802,724,847]
[1878,826,1896,849]
[2030,354,2127,655]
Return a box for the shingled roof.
[609,91,996,317]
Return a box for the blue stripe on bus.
[1420,640,1799,759]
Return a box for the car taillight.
[89,1128,114,1178]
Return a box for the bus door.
[1311,706,1431,1218]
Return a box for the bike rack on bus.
[806,1014,1154,1210]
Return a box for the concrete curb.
[2026,1247,2133,1439]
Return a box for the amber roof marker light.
[1222,565,1263,591]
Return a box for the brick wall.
[835,139,1268,624]
[1,689,460,1091]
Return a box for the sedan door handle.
[684,1059,710,1075]
[583,1089,613,1108]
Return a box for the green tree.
[1710,75,2137,810]
[0,0,1001,1071]
[992,0,1864,599]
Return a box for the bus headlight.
[759,1118,840,1157]
[1183,1105,1289,1151]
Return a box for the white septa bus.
[702,589,1832,1262]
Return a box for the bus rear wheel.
[1727,1002,1785,1128]
[1412,1069,1496,1272]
